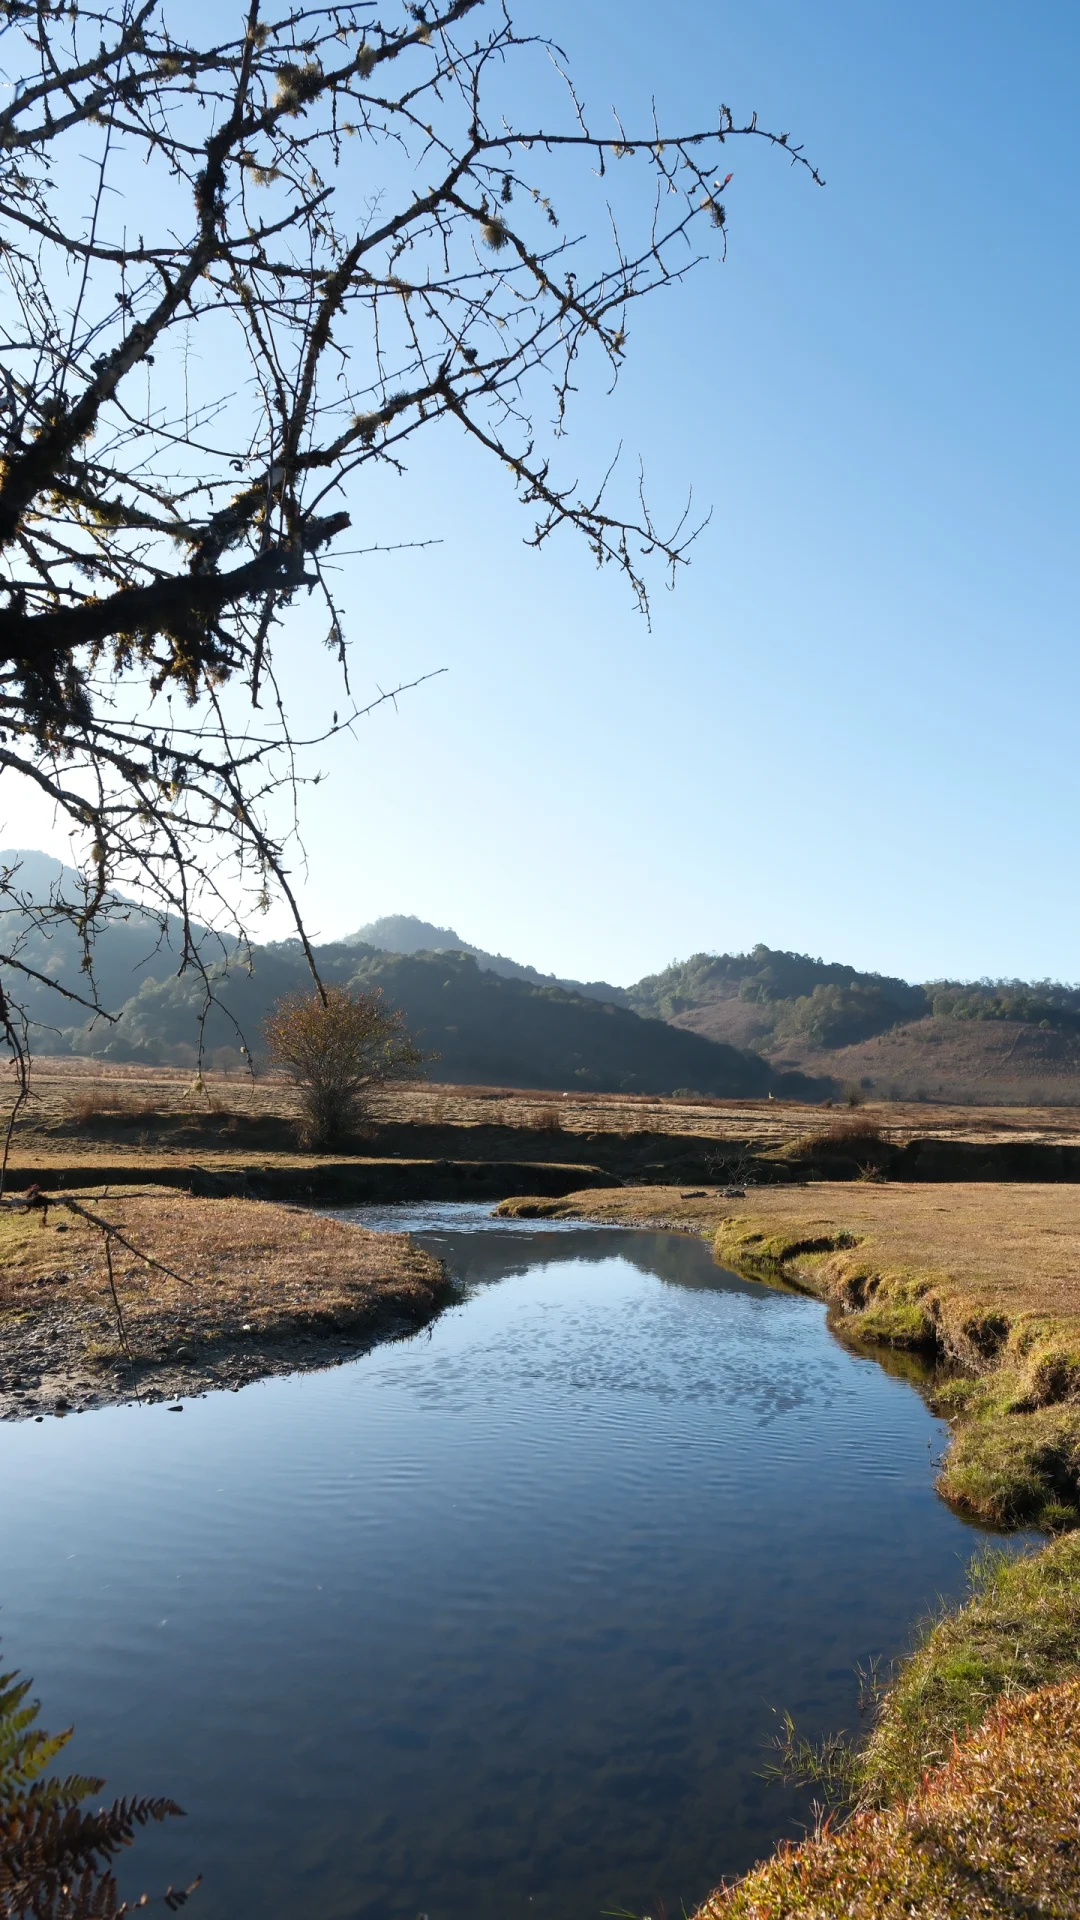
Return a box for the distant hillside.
[8,848,1080,1103]
[0,847,213,1026]
[630,945,1080,1104]
[347,913,627,1006]
[629,946,928,1047]
[67,942,822,1099]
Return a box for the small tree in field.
[264,986,424,1148]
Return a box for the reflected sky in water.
[0,1209,1006,1920]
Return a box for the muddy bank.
[5,1155,621,1204]
[0,1290,448,1419]
[20,1097,1080,1202]
[0,1190,450,1421]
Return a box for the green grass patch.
[845,1295,936,1349]
[938,1406,1080,1529]
[858,1534,1080,1805]
[700,1674,1080,1919]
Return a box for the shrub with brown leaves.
[264,987,424,1149]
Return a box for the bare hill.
[767,1017,1080,1105]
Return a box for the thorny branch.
[0,0,819,1132]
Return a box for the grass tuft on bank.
[698,1675,1080,1919]
[856,1532,1080,1805]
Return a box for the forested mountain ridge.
[5,851,1080,1101]
[630,945,1080,1104]
[627,946,927,1047]
[346,913,627,1005]
[631,945,1080,1040]
[62,942,824,1100]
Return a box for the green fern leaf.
[0,1642,194,1916]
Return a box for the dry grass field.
[0,1189,446,1417]
[11,1058,1080,1172]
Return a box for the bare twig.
[0,0,817,1110]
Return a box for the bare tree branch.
[0,0,818,1092]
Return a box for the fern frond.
[20,1774,108,1811]
[0,1643,195,1916]
[0,1669,75,1788]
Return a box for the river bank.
[693,1535,1080,1916]
[0,1189,447,1417]
[498,1181,1080,1531]
[17,1063,1080,1192]
[493,1181,1080,1914]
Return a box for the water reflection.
[0,1209,1008,1920]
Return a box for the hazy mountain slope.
[9,847,1080,1102]
[347,913,464,954]
[347,912,628,1005]
[343,950,783,1095]
[78,942,818,1098]
[0,846,213,1033]
[73,939,361,1064]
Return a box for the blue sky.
[9,0,1080,986]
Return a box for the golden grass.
[18,1060,1080,1163]
[697,1677,1080,1919]
[519,1181,1080,1321]
[0,1190,444,1361]
[63,1087,159,1126]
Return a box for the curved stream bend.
[0,1202,1004,1920]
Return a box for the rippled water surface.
[1,1205,997,1919]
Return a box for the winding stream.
[0,1204,1005,1918]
